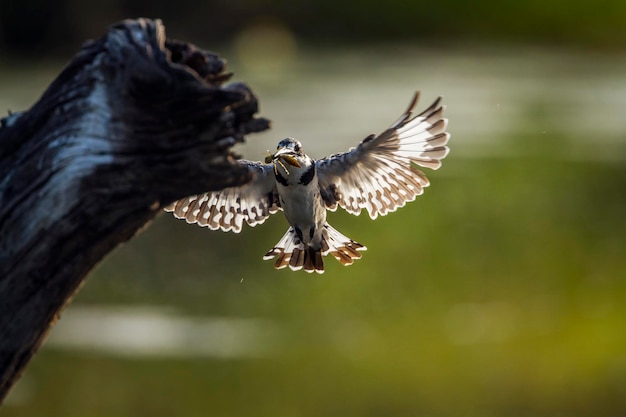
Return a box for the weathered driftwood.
[0,18,269,403]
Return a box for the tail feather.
[263,224,367,273]
[331,249,354,265]
[274,252,291,269]
[289,248,305,271]
[312,248,324,272]
[303,248,315,272]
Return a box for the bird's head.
[273,138,305,168]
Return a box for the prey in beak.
[266,147,301,176]
[273,147,301,168]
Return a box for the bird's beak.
[273,148,301,167]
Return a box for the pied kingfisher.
[165,92,450,273]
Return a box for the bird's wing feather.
[316,92,450,219]
[164,160,280,233]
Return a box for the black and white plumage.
[165,92,450,273]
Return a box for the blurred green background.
[2,1,626,417]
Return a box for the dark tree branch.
[0,18,270,403]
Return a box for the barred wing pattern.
[316,92,450,219]
[164,161,280,233]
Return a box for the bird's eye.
[294,144,300,152]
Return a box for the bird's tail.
[263,223,367,274]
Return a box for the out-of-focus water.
[2,46,625,158]
[45,306,281,358]
[230,46,626,160]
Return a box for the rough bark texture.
[0,18,269,403]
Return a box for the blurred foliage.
[6,128,626,416]
[2,11,626,415]
[1,0,626,57]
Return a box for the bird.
[164,91,450,274]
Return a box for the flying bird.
[165,92,450,273]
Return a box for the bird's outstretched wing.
[164,160,280,233]
[316,92,450,219]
